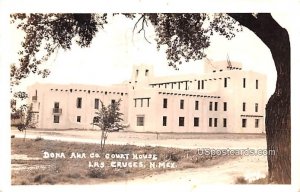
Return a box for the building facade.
[27,61,267,133]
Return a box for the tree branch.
[227,13,286,50]
[132,14,151,44]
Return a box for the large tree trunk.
[265,27,290,184]
[228,13,291,184]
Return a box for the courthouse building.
[27,60,267,133]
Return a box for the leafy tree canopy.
[10,13,241,85]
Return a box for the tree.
[10,13,290,183]
[92,99,124,152]
[16,103,35,141]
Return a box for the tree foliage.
[145,13,241,68]
[15,104,35,141]
[92,99,124,151]
[10,13,108,86]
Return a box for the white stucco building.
[27,60,267,133]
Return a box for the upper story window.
[224,78,227,88]
[195,101,199,110]
[163,98,168,108]
[256,79,259,89]
[223,102,227,111]
[77,97,82,108]
[214,102,218,111]
[255,103,258,112]
[54,102,59,109]
[180,99,184,109]
[242,102,246,112]
[243,78,246,88]
[145,69,149,76]
[94,99,99,109]
[209,101,213,111]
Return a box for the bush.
[34,174,46,183]
[235,176,248,184]
[87,169,107,179]
[34,136,43,141]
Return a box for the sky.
[8,13,294,100]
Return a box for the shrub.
[235,176,248,184]
[34,136,43,141]
[87,169,107,179]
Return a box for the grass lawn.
[11,137,237,185]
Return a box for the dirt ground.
[11,128,268,186]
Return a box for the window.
[77,116,81,123]
[134,99,137,107]
[243,102,246,112]
[178,82,181,89]
[54,102,59,109]
[255,103,258,112]
[256,79,259,89]
[223,118,227,128]
[137,116,144,126]
[146,98,150,107]
[255,119,259,128]
[223,102,227,111]
[242,119,247,128]
[224,78,227,87]
[163,98,168,108]
[209,102,213,111]
[214,118,218,127]
[179,117,185,126]
[93,117,98,123]
[163,116,167,126]
[243,78,246,88]
[136,69,139,77]
[201,80,204,89]
[94,99,99,109]
[53,115,59,123]
[209,118,212,127]
[145,69,149,76]
[194,117,199,127]
[214,102,218,111]
[198,81,200,90]
[76,97,82,108]
[111,99,116,104]
[140,99,143,107]
[195,101,199,110]
[180,99,184,109]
